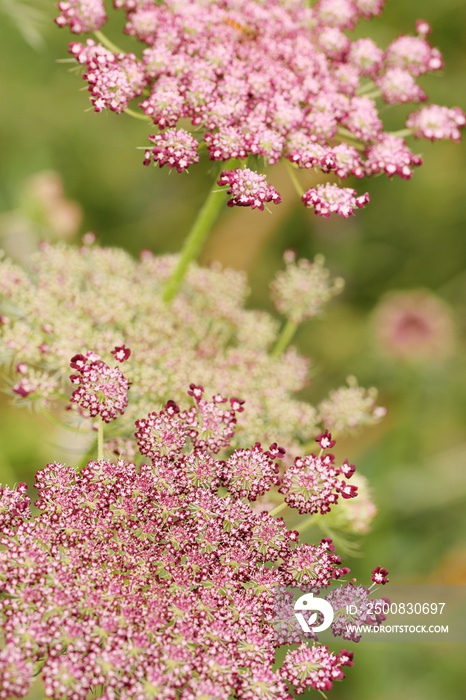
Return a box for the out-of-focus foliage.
[0,1,465,699]
[0,0,49,49]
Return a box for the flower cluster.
[326,579,390,642]
[280,644,354,694]
[56,0,464,213]
[318,376,387,433]
[279,431,358,515]
[69,349,131,422]
[143,129,200,172]
[56,0,107,34]
[0,242,384,456]
[0,388,366,699]
[271,251,345,324]
[407,105,465,141]
[373,289,455,362]
[0,644,33,700]
[70,40,145,113]
[217,169,282,210]
[302,183,370,218]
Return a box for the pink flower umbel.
[217,169,282,210]
[373,290,455,361]
[0,242,385,451]
[302,183,370,218]
[143,129,200,172]
[56,0,107,34]
[0,387,366,698]
[326,581,389,642]
[407,105,466,141]
[221,442,283,500]
[56,0,464,213]
[280,644,353,693]
[280,538,350,588]
[365,135,422,179]
[69,350,131,422]
[271,252,345,324]
[70,40,145,113]
[279,451,358,515]
[0,644,33,700]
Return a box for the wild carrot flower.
[302,184,370,218]
[279,431,358,515]
[280,643,353,693]
[325,580,389,642]
[143,129,200,172]
[365,134,423,178]
[0,242,384,455]
[55,1,107,34]
[217,169,282,210]
[373,290,455,361]
[271,252,344,324]
[407,105,466,142]
[0,644,33,700]
[0,388,374,698]
[318,376,387,433]
[69,350,131,422]
[56,0,464,214]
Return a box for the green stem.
[389,128,413,139]
[124,107,152,122]
[286,163,305,197]
[93,30,124,55]
[359,88,381,100]
[269,501,288,518]
[335,135,365,152]
[271,318,298,358]
[162,163,234,303]
[97,421,104,461]
[356,81,377,96]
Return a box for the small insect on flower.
[224,17,256,39]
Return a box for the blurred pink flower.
[373,290,455,361]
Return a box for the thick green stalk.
[271,318,298,358]
[162,164,234,302]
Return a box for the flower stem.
[359,88,381,100]
[271,318,298,358]
[93,30,124,55]
[269,501,288,518]
[286,163,305,197]
[124,107,152,122]
[389,128,413,138]
[356,81,376,96]
[97,421,104,461]
[162,166,229,303]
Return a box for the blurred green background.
[1,1,465,698]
